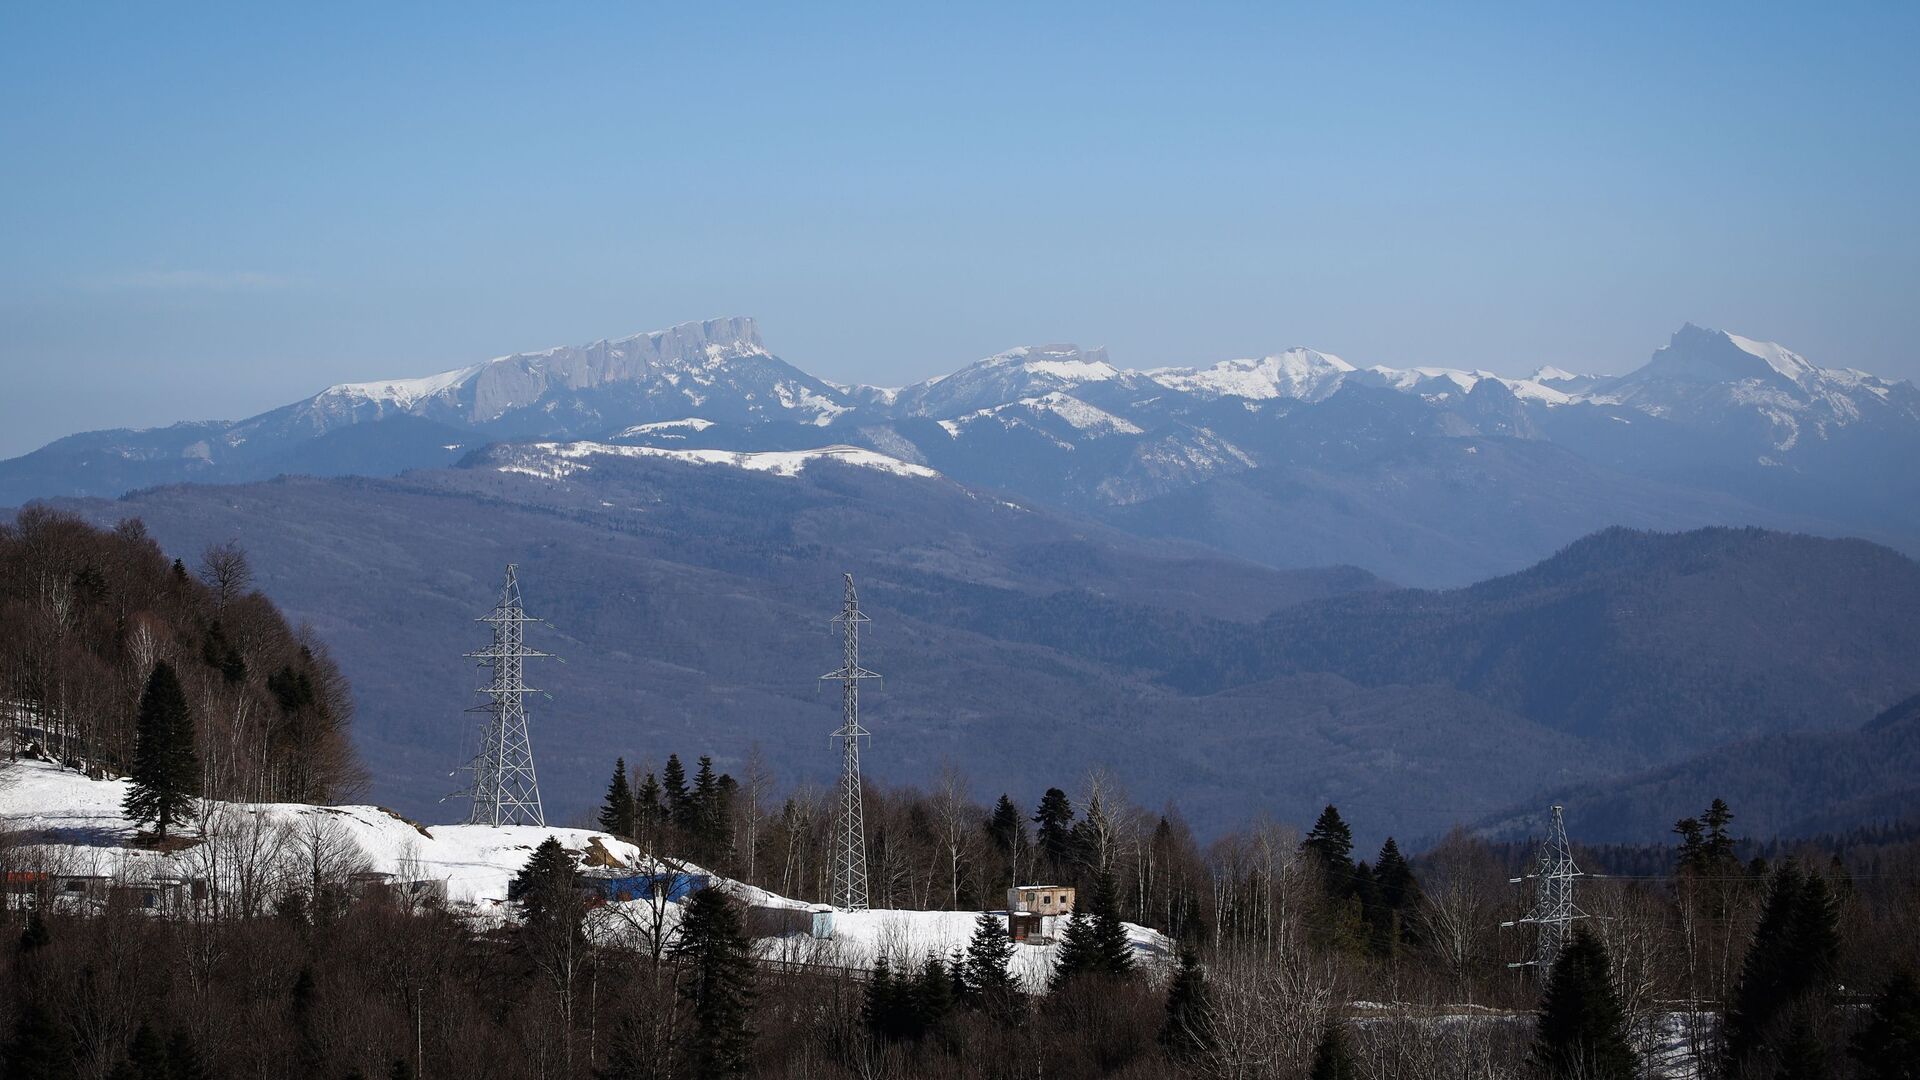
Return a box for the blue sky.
[3,3,1916,456]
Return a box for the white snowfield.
[497,441,943,482]
[0,757,1171,986]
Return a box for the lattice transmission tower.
[1502,803,1588,974]
[462,564,552,827]
[820,573,879,911]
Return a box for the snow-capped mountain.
[278,315,847,436]
[4,317,1916,585]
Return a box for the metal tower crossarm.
[820,573,879,911]
[1501,803,1589,974]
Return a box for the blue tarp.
[585,871,708,903]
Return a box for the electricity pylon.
[820,573,879,911]
[464,564,550,827]
[1502,803,1588,974]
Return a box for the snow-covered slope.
[1148,347,1356,402]
[288,316,849,434]
[0,756,1171,986]
[892,345,1135,419]
[0,754,638,911]
[486,441,942,482]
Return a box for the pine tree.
[1703,798,1738,866]
[1851,971,1920,1080]
[599,758,636,838]
[1531,925,1637,1080]
[1302,805,1355,897]
[671,885,756,1077]
[1032,788,1075,871]
[964,911,1020,1016]
[1160,947,1216,1060]
[122,660,200,839]
[1307,1023,1360,1080]
[662,754,691,828]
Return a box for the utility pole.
[820,573,878,911]
[463,564,551,826]
[1502,804,1588,975]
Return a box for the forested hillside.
[1493,692,1920,842]
[1171,527,1920,758]
[34,459,1920,842]
[0,508,364,804]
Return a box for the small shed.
[809,905,835,940]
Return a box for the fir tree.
[985,794,1027,892]
[635,770,665,844]
[1160,947,1216,1060]
[1050,871,1133,992]
[599,758,636,838]
[662,754,691,828]
[1367,838,1421,957]
[963,911,1020,1016]
[510,836,581,932]
[1307,1023,1360,1080]
[1050,910,1098,991]
[690,756,728,859]
[1085,865,1135,977]
[1302,805,1355,897]
[1851,971,1920,1080]
[863,956,903,1040]
[1531,925,1637,1080]
[1726,863,1841,1075]
[671,885,756,1077]
[122,660,200,839]
[1033,788,1075,870]
[914,955,955,1042]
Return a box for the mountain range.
[11,315,1920,844]
[7,317,1917,586]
